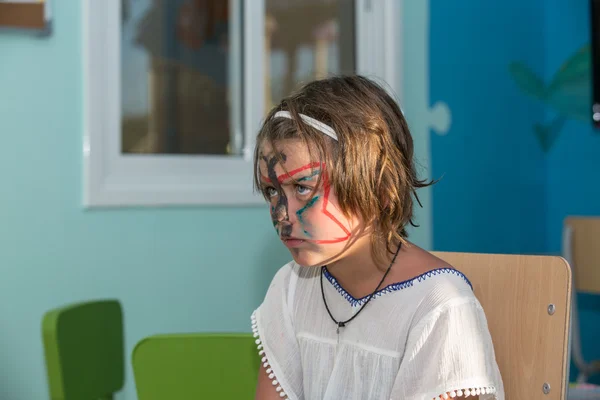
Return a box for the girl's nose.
[273,203,288,222]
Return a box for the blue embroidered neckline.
[322,267,473,308]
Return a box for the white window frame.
[82,0,402,207]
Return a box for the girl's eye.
[265,187,278,198]
[296,185,312,196]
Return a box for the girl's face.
[258,139,360,267]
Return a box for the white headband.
[273,110,338,141]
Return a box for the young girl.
[251,76,504,400]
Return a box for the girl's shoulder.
[387,244,477,306]
[404,267,486,333]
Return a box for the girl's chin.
[288,246,349,268]
[289,252,325,268]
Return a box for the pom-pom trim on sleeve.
[252,311,290,399]
[433,386,497,399]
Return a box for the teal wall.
[0,3,290,399]
[402,0,448,251]
[0,2,432,399]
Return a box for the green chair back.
[132,333,260,400]
[42,299,125,400]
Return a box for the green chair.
[132,333,260,400]
[42,299,125,400]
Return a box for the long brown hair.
[253,75,435,266]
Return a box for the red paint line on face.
[310,174,351,244]
[264,160,351,244]
[312,237,350,244]
[261,162,321,184]
[277,162,322,183]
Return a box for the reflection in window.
[265,0,355,110]
[121,0,232,155]
[120,0,356,156]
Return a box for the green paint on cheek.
[298,196,319,212]
[296,195,320,237]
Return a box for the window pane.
[265,0,356,110]
[121,0,237,156]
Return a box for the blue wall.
[543,0,600,253]
[429,0,548,254]
[543,0,600,383]
[430,0,600,255]
[0,3,290,399]
[430,0,600,383]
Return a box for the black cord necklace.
[320,242,402,336]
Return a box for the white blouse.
[251,261,505,400]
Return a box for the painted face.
[259,140,359,267]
